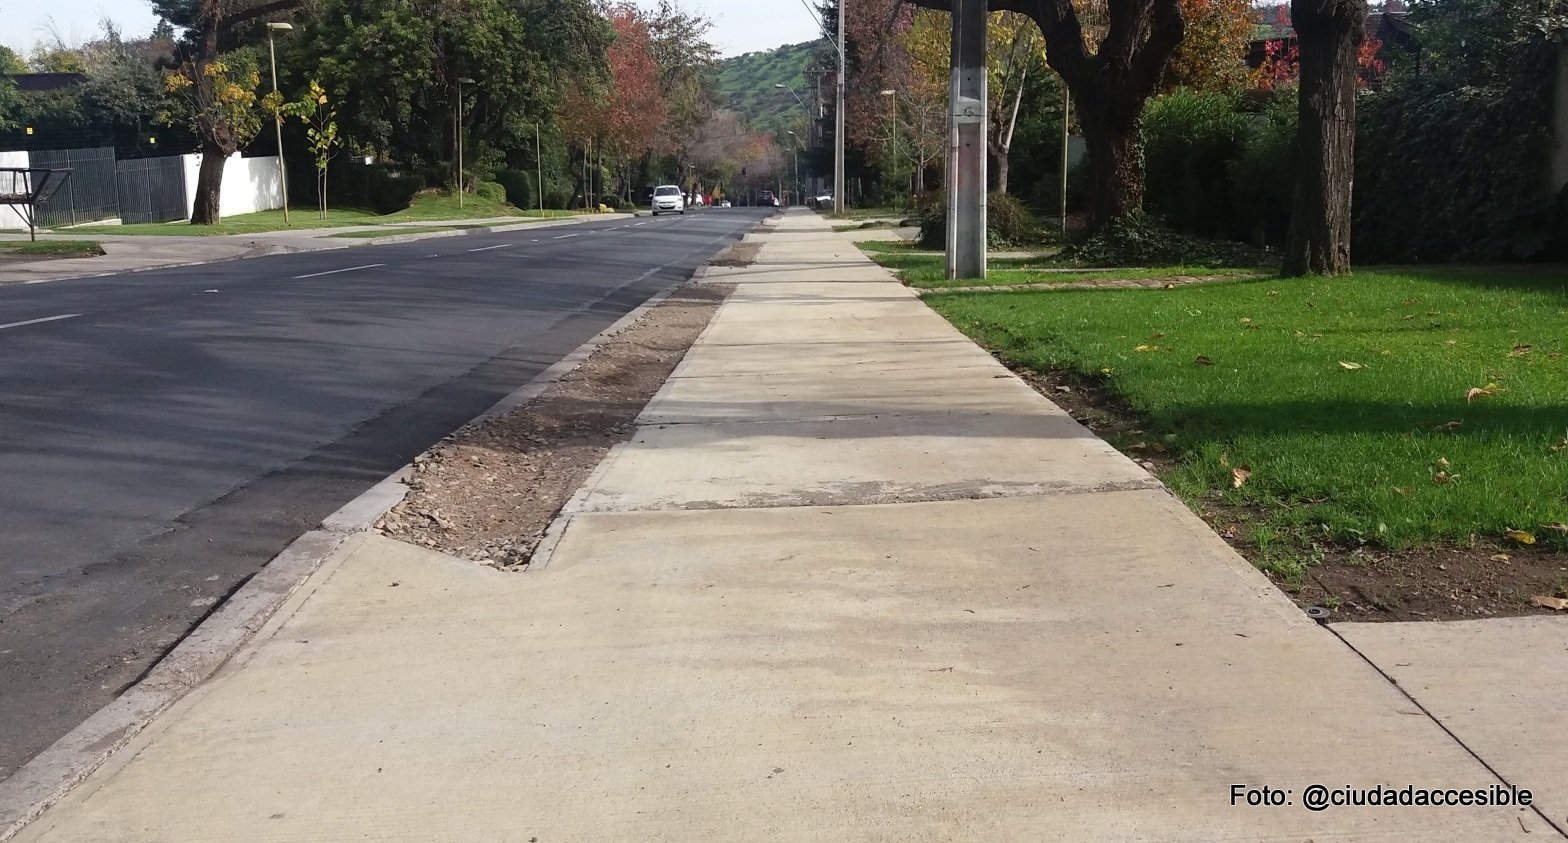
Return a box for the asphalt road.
[0,209,769,777]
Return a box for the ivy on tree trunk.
[1284,0,1366,275]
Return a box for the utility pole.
[1060,94,1070,237]
[536,121,544,211]
[947,0,987,280]
[834,0,846,216]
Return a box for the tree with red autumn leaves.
[561,1,668,201]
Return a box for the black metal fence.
[31,147,118,227]
[115,155,188,225]
[14,147,193,228]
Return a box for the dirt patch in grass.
[710,240,761,267]
[377,282,733,568]
[994,356,1568,623]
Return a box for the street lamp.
[879,89,907,207]
[266,22,293,224]
[786,130,804,207]
[456,76,475,209]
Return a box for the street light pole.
[787,130,803,207]
[266,22,293,225]
[880,89,902,207]
[536,120,544,211]
[456,77,475,210]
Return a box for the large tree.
[1282,0,1366,275]
[300,0,610,187]
[908,0,1185,229]
[153,0,307,224]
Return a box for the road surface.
[0,209,768,777]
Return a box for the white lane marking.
[553,233,581,240]
[633,222,648,226]
[292,263,385,279]
[467,244,511,252]
[0,313,81,331]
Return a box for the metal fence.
[31,147,118,227]
[115,155,188,225]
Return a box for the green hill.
[717,41,832,137]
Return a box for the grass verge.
[0,239,106,257]
[857,241,1239,289]
[924,267,1568,617]
[64,192,578,237]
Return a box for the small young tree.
[284,80,340,219]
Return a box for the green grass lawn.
[827,206,909,221]
[0,239,105,257]
[925,268,1568,570]
[65,192,577,237]
[858,242,1240,289]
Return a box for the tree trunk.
[994,146,1011,195]
[1284,0,1366,276]
[1079,105,1145,228]
[190,141,227,225]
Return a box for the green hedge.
[1353,47,1561,262]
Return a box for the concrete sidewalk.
[0,213,623,284]
[9,210,1552,840]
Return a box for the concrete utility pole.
[947,0,987,280]
[834,0,846,216]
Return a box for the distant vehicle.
[814,193,834,210]
[759,190,779,208]
[690,193,706,207]
[651,185,686,216]
[719,199,732,208]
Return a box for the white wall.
[0,150,32,231]
[182,152,285,219]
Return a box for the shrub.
[364,167,422,215]
[1141,88,1250,239]
[1059,212,1273,268]
[918,191,1050,249]
[475,180,507,203]
[494,169,535,209]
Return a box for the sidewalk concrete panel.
[17,504,1541,842]
[1333,617,1568,827]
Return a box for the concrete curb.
[0,530,347,841]
[0,239,730,840]
[3,214,629,285]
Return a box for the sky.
[1,0,823,59]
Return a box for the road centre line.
[0,313,81,332]
[467,244,511,252]
[292,264,384,279]
[553,233,580,240]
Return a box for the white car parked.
[651,185,686,216]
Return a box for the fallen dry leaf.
[1433,420,1464,432]
[1231,465,1253,489]
[1465,384,1498,402]
[1194,355,1214,366]
[1339,361,1365,370]
[1443,339,1458,346]
[1436,456,1451,470]
[1551,438,1568,453]
[1393,486,1415,496]
[1134,345,1157,352]
[1508,344,1533,358]
[1530,595,1568,611]
[1432,471,1456,485]
[1505,529,1537,545]
[1541,522,1568,534]
[1490,554,1511,562]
